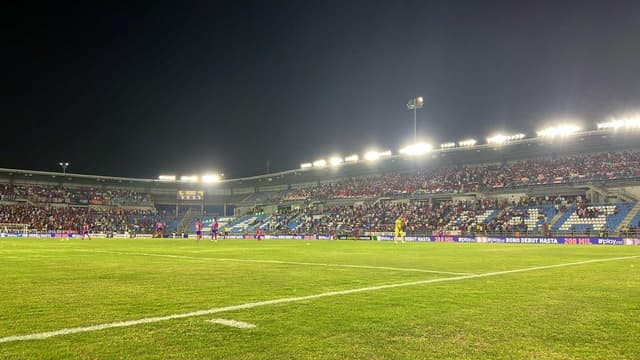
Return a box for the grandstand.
[2,130,640,239]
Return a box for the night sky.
[5,1,640,178]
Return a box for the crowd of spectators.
[283,195,601,236]
[282,151,640,201]
[0,204,155,233]
[0,184,152,205]
[290,199,510,235]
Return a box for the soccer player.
[394,216,405,243]
[156,220,164,238]
[211,218,219,242]
[195,219,203,241]
[224,226,229,239]
[81,223,91,240]
[256,227,263,241]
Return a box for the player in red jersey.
[211,218,219,242]
[195,219,203,241]
[255,227,263,241]
[82,223,91,240]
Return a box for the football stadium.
[4,2,640,359]
[2,125,640,358]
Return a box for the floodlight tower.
[406,96,424,144]
[59,162,69,175]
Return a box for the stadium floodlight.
[202,174,221,183]
[313,159,327,167]
[400,143,432,156]
[365,150,392,161]
[58,162,70,175]
[406,96,424,144]
[458,139,477,147]
[180,175,199,182]
[158,175,176,181]
[344,154,359,162]
[300,162,312,169]
[536,124,580,138]
[440,142,456,149]
[597,116,640,130]
[364,151,381,161]
[487,134,508,144]
[487,133,525,144]
[329,156,344,166]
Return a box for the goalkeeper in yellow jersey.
[394,216,405,243]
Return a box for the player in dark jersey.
[211,218,219,242]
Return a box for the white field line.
[0,254,637,344]
[207,319,256,329]
[77,249,475,276]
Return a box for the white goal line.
[0,254,637,344]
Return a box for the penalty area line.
[0,254,637,344]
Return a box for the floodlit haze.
[4,1,640,178]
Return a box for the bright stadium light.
[58,162,70,175]
[537,124,580,138]
[400,143,432,156]
[487,133,525,144]
[300,162,312,169]
[598,116,640,130]
[440,142,456,149]
[364,151,381,161]
[365,150,392,161]
[487,134,508,144]
[313,159,327,167]
[329,156,344,166]
[180,175,199,182]
[458,139,477,147]
[158,175,176,181]
[202,174,221,183]
[345,154,359,162]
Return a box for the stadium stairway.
[615,202,640,232]
[547,208,567,229]
[551,204,577,232]
[177,209,198,234]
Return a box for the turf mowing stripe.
[0,254,637,344]
[78,249,475,276]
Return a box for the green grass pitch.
[1,238,639,359]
